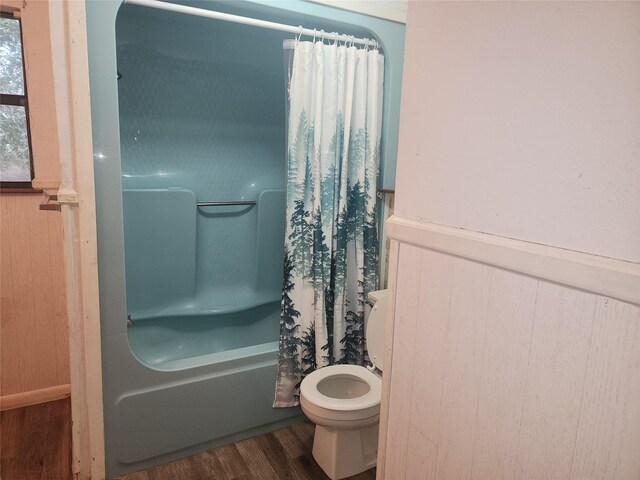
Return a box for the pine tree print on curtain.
[274,40,384,407]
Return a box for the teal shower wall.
[117,4,289,317]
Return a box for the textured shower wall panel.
[116,7,288,298]
[123,189,196,314]
[256,189,286,295]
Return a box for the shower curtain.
[274,40,384,407]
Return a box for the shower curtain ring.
[313,28,316,43]
[296,25,303,45]
[320,29,325,43]
[333,32,338,45]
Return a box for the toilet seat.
[300,364,381,412]
[298,290,388,479]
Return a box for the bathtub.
[128,303,280,370]
[107,337,295,469]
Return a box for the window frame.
[0,11,36,191]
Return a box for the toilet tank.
[364,289,387,334]
[365,289,388,372]
[368,289,388,305]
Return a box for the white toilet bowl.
[299,290,388,480]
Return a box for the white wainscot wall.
[382,239,640,480]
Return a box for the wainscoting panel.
[381,219,640,480]
[382,243,423,479]
[0,194,69,396]
[432,255,492,480]
[467,269,539,479]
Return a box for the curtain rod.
[123,0,380,49]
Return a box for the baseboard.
[0,384,71,411]
[386,215,640,306]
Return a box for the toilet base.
[311,423,379,480]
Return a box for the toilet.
[300,289,388,480]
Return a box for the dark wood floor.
[0,397,72,480]
[118,421,376,480]
[0,396,375,480]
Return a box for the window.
[0,12,34,188]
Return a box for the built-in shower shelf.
[128,286,280,322]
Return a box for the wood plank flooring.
[117,422,376,480]
[0,397,71,480]
[0,396,375,480]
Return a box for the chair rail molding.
[386,215,640,306]
[0,385,71,412]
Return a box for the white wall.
[381,2,640,479]
[304,0,407,23]
[394,1,640,262]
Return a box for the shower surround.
[85,0,404,477]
